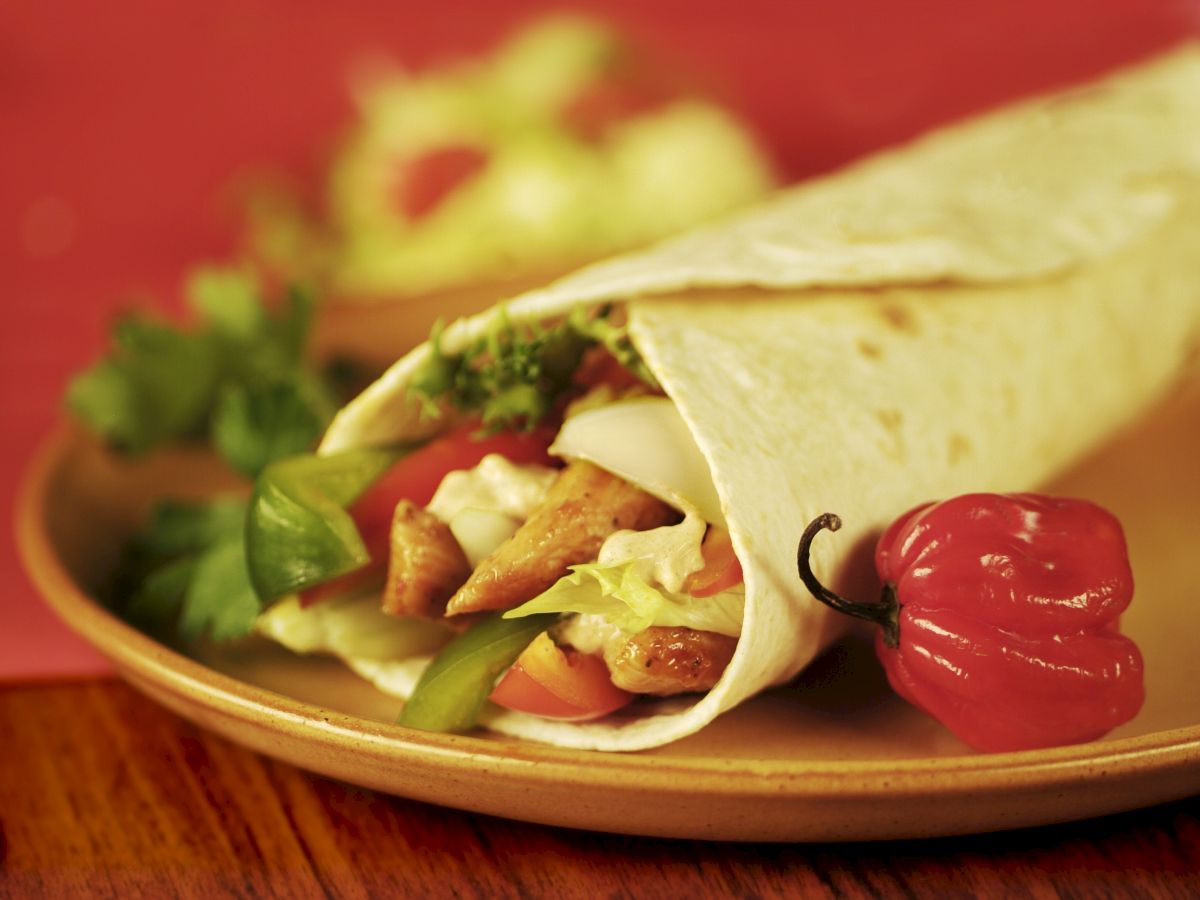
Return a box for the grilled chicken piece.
[445,460,677,616]
[382,500,472,618]
[604,627,738,695]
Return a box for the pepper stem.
[796,513,900,648]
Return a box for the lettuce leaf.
[496,513,739,643]
[503,561,744,637]
[503,514,744,638]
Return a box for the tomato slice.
[684,526,744,598]
[300,422,556,606]
[490,632,633,721]
[393,145,489,221]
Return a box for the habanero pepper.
[795,493,1145,753]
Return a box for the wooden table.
[3,681,1196,897]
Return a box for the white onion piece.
[551,396,724,525]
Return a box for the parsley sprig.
[409,305,657,430]
[67,267,337,478]
[76,266,353,642]
[108,498,261,642]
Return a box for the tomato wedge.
[394,145,489,220]
[300,422,556,606]
[489,632,633,721]
[684,526,744,598]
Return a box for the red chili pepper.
[795,493,1144,752]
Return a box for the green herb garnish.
[109,498,262,642]
[81,267,354,641]
[111,444,403,641]
[67,267,337,477]
[409,305,657,431]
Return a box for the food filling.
[250,309,745,731]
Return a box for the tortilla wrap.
[281,44,1200,751]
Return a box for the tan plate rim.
[16,426,1200,820]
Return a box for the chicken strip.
[382,500,472,618]
[604,627,738,695]
[445,460,676,616]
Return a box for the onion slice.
[550,397,724,525]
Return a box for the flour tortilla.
[304,44,1200,751]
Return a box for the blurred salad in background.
[244,14,776,307]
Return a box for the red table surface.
[3,0,1196,680]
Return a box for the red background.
[3,0,1197,678]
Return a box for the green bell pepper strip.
[245,447,401,602]
[399,613,558,733]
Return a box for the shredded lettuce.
[595,503,705,592]
[503,514,744,637]
[503,560,744,637]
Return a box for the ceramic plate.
[17,381,1200,842]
